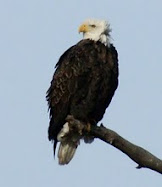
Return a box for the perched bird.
[46,19,119,165]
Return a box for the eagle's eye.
[90,24,96,28]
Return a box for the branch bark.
[66,115,162,174]
[90,124,162,174]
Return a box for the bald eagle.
[47,19,118,165]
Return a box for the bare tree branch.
[66,115,162,174]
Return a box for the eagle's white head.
[79,19,111,46]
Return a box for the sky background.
[1,0,162,186]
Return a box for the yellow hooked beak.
[78,24,89,33]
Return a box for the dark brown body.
[46,39,118,153]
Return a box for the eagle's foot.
[66,115,92,134]
[83,122,94,143]
[84,122,91,132]
[65,115,94,143]
[66,115,85,136]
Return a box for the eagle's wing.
[46,40,118,148]
[46,40,93,141]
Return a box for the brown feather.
[46,39,118,155]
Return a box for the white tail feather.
[57,121,93,165]
[57,122,80,165]
[58,141,79,165]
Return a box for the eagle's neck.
[83,33,110,46]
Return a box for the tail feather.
[58,141,79,165]
[53,141,57,157]
[56,120,93,165]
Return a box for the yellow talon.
[86,123,91,132]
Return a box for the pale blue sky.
[1,0,162,186]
